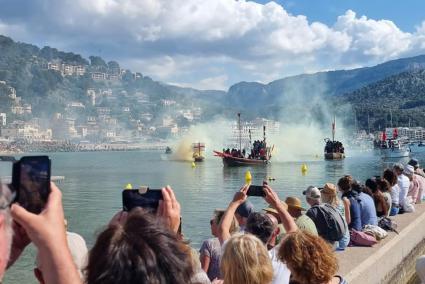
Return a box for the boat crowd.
[223,140,268,160]
[1,159,425,284]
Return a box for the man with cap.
[409,158,425,203]
[393,163,411,213]
[304,186,346,245]
[235,200,254,232]
[285,196,317,236]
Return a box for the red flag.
[393,128,398,139]
[382,131,387,141]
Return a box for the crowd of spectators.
[0,158,425,283]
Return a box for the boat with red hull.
[214,113,273,167]
[214,151,270,166]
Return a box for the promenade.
[339,203,425,284]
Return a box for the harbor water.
[3,149,424,283]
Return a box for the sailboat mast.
[238,113,242,152]
[332,115,336,142]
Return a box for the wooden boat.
[192,142,205,162]
[214,151,269,166]
[324,116,345,160]
[214,113,273,167]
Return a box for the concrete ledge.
[337,204,425,284]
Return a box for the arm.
[263,185,297,234]
[11,183,82,284]
[218,185,248,245]
[343,197,351,225]
[200,253,211,273]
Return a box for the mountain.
[340,69,425,129]
[228,54,425,109]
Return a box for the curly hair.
[278,231,338,284]
[337,175,353,192]
[221,233,273,284]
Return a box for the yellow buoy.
[245,170,252,184]
[301,164,308,174]
[125,183,133,190]
[191,162,196,168]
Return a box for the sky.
[0,0,425,90]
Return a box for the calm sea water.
[3,149,423,283]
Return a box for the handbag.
[363,225,388,240]
[378,217,399,234]
[349,229,378,246]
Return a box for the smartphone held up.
[122,186,163,212]
[11,156,51,214]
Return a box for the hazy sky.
[1,0,425,90]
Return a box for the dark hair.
[377,179,391,193]
[245,212,275,244]
[365,179,378,193]
[337,175,353,192]
[85,209,194,284]
[383,169,397,186]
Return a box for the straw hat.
[284,197,306,211]
[320,183,337,196]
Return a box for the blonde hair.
[214,209,239,234]
[221,234,273,284]
[321,192,339,207]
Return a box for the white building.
[0,113,6,126]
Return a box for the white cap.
[303,186,321,200]
[404,165,415,176]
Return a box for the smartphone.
[12,156,51,214]
[122,187,163,212]
[247,185,265,197]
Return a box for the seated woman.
[199,209,238,281]
[278,231,347,284]
[220,233,273,284]
[365,179,390,217]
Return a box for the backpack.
[378,217,399,234]
[306,204,347,242]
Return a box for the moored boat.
[378,130,410,158]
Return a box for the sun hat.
[303,186,321,199]
[262,201,288,214]
[320,183,337,196]
[404,165,415,176]
[284,197,306,211]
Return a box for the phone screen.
[122,188,163,212]
[15,156,51,214]
[247,185,265,197]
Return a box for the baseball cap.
[303,186,321,199]
[236,200,254,218]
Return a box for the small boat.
[165,147,172,154]
[193,142,205,162]
[380,139,410,158]
[324,116,345,160]
[214,113,273,167]
[409,141,425,153]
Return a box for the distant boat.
[214,113,273,167]
[324,116,345,160]
[193,142,205,162]
[409,141,425,153]
[378,130,410,158]
[165,147,172,154]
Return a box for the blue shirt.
[358,192,378,226]
[342,191,362,231]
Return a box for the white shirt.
[269,246,291,284]
[390,184,400,205]
[398,174,410,206]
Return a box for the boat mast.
[263,125,266,145]
[367,113,371,134]
[332,115,336,142]
[249,129,252,146]
[238,113,242,152]
[390,109,393,128]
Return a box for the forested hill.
[340,70,425,129]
